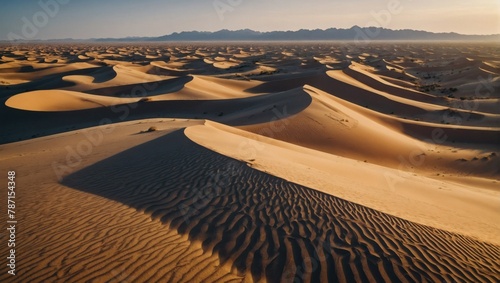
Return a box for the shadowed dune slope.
[61,129,500,283]
[240,85,500,177]
[0,184,241,283]
[1,43,499,283]
[0,87,311,143]
[0,121,243,283]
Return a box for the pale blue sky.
[1,0,498,40]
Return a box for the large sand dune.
[1,42,499,282]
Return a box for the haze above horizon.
[0,0,498,41]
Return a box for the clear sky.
[0,0,498,40]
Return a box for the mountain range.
[9,27,500,42]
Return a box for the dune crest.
[5,90,143,111]
[1,42,499,282]
[185,121,500,245]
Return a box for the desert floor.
[0,42,499,282]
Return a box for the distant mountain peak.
[136,27,500,42]
[5,27,500,43]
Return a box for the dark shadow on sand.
[60,129,500,282]
[0,87,312,144]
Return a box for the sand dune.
[242,85,424,168]
[187,121,500,239]
[1,42,499,282]
[4,121,495,282]
[341,62,439,103]
[241,85,499,178]
[5,89,143,111]
[0,120,243,282]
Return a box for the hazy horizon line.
[4,26,500,42]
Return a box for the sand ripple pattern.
[62,130,500,283]
[0,183,242,283]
